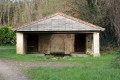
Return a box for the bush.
[0,26,16,45]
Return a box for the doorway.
[27,34,38,53]
[75,34,86,53]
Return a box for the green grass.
[26,66,120,80]
[0,49,54,62]
[25,53,120,80]
[0,49,118,63]
[0,45,16,48]
[0,49,120,80]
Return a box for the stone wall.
[86,34,93,55]
[38,34,52,54]
[38,34,74,54]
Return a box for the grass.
[0,49,120,80]
[0,49,54,62]
[26,66,120,80]
[25,53,120,80]
[0,49,118,63]
[0,45,16,48]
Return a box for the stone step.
[71,54,89,57]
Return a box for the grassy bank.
[0,49,53,62]
[26,65,120,80]
[0,49,120,80]
[25,53,120,80]
[0,45,16,48]
[0,49,118,63]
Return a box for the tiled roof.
[13,13,105,31]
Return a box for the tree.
[110,0,120,47]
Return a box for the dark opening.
[75,34,86,53]
[47,53,71,57]
[27,34,38,53]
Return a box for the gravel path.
[1,59,77,69]
[0,73,5,80]
[0,59,79,80]
[0,59,31,80]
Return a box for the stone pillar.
[86,34,92,55]
[65,34,75,54]
[16,32,26,54]
[92,32,100,56]
[71,34,75,53]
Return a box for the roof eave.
[15,30,101,32]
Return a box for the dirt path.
[0,73,5,80]
[0,59,31,80]
[0,59,79,80]
[1,59,77,69]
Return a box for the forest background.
[0,0,119,47]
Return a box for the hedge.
[0,27,16,45]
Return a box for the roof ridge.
[13,12,105,31]
[57,13,105,31]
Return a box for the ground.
[0,48,120,80]
[0,59,31,80]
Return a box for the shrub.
[0,26,16,45]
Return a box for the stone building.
[13,13,105,56]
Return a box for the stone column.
[16,32,26,54]
[86,34,92,55]
[64,34,70,54]
[65,34,75,54]
[92,32,100,56]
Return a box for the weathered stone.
[16,32,100,57]
[15,13,103,56]
[92,32,100,56]
[71,54,89,57]
[36,54,45,56]
[86,34,93,55]
[16,32,26,54]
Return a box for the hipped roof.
[13,13,105,32]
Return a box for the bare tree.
[110,0,120,47]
